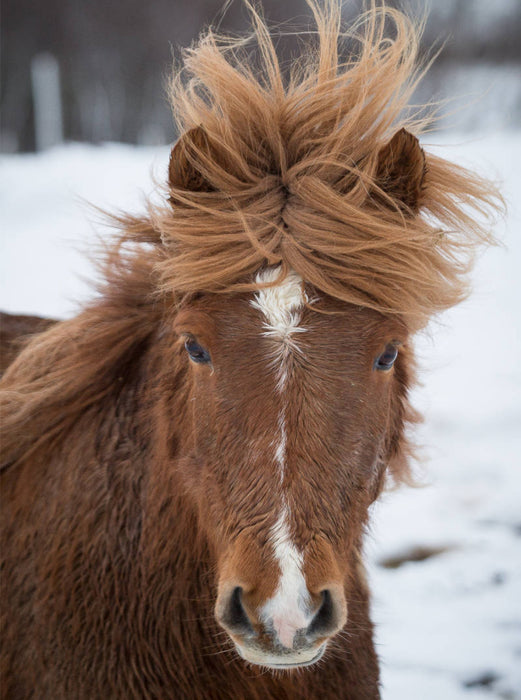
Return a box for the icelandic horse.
[0,2,499,698]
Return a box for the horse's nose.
[216,587,254,638]
[216,585,345,649]
[306,589,343,639]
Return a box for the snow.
[0,143,169,317]
[1,135,520,698]
[370,132,521,699]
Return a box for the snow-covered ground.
[1,134,520,698]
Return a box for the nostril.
[219,587,254,636]
[306,590,337,639]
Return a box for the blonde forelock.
[142,0,503,330]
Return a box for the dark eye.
[184,337,211,364]
[374,343,398,371]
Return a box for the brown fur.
[0,312,56,374]
[0,2,501,698]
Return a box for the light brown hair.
[126,0,502,330]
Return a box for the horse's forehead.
[250,267,307,337]
[185,269,404,346]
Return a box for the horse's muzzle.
[215,585,346,668]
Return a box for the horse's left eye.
[184,337,211,364]
[374,344,398,371]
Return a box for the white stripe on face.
[252,266,311,648]
[251,265,306,479]
[260,507,312,649]
[251,266,307,347]
[274,411,287,485]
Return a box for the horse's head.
[150,2,498,669]
[172,275,411,668]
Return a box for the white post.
[31,52,63,151]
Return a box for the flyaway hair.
[124,0,500,330]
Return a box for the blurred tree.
[1,0,520,152]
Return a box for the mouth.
[235,643,326,670]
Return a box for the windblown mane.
[0,248,166,469]
[135,0,500,328]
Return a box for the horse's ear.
[375,128,426,213]
[168,126,214,194]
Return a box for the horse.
[0,2,499,698]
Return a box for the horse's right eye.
[374,343,399,371]
[184,337,211,364]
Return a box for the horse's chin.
[234,642,326,670]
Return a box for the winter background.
[1,0,520,698]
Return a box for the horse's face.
[172,266,410,669]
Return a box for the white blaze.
[260,508,312,648]
[251,265,307,479]
[252,266,311,648]
[251,266,307,346]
